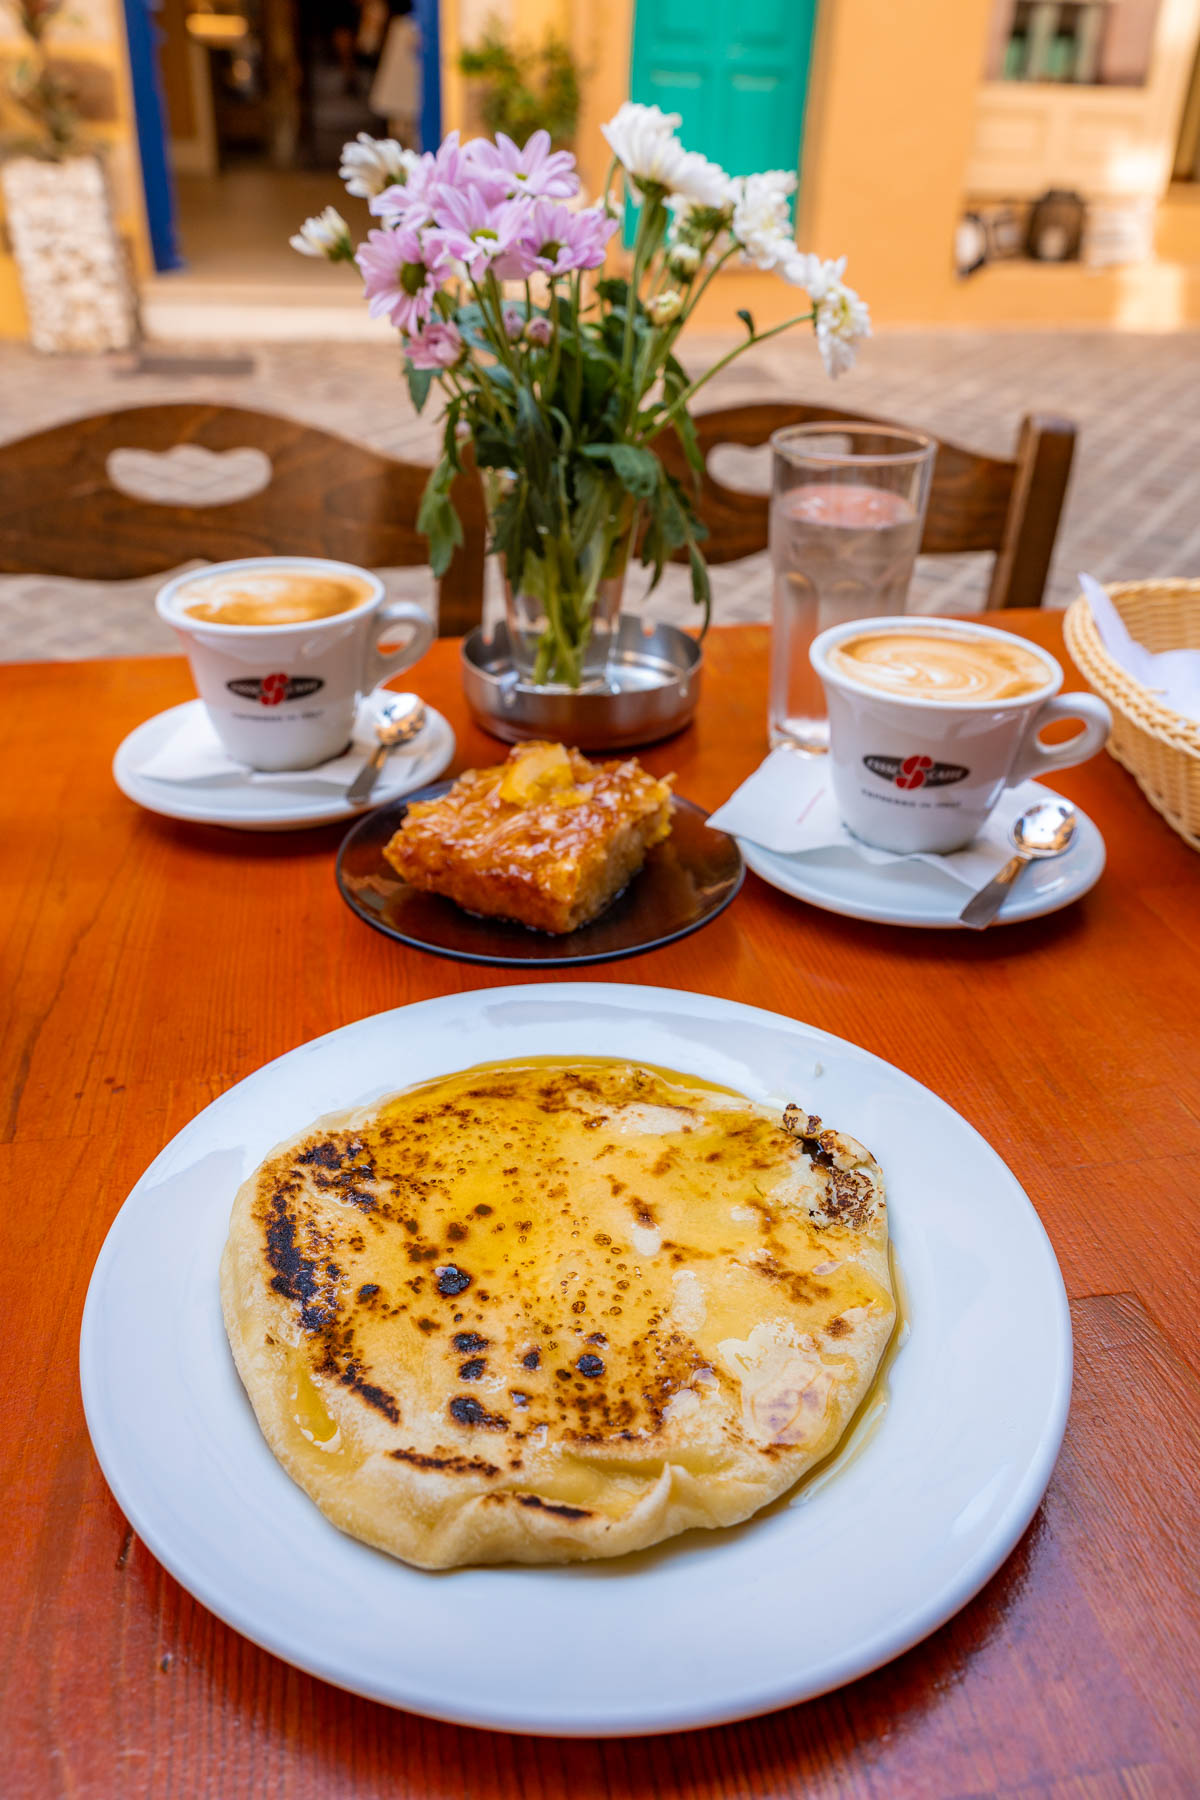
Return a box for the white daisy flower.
[668,151,733,211]
[601,102,688,192]
[339,133,419,200]
[731,169,797,269]
[786,254,872,377]
[289,206,354,261]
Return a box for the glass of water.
[768,423,936,751]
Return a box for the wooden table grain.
[2,615,1198,1800]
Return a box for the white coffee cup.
[810,615,1111,854]
[156,558,434,772]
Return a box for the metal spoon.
[958,799,1078,930]
[346,695,427,806]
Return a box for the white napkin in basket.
[707,748,1070,891]
[1079,573,1200,721]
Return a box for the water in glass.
[769,482,922,751]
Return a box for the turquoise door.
[629,0,818,184]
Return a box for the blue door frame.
[123,0,182,272]
[417,0,442,150]
[124,0,439,274]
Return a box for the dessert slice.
[384,741,674,934]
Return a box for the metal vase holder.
[461,616,703,751]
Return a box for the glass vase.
[485,472,633,690]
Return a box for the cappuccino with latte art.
[829,629,1052,704]
[810,616,1111,854]
[156,557,433,771]
[178,567,374,628]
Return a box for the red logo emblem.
[863,754,970,789]
[225,674,324,705]
[895,754,932,790]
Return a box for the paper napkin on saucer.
[132,695,422,788]
[707,748,1066,891]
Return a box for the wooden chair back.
[659,401,1075,609]
[0,403,488,636]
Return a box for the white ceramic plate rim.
[740,807,1105,928]
[112,699,455,829]
[80,983,1072,1736]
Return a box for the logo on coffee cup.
[225,673,325,707]
[864,754,969,790]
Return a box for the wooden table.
[3,615,1198,1799]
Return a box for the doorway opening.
[142,0,433,305]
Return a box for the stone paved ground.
[4,327,1200,659]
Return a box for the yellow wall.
[0,0,151,339]
[798,0,992,322]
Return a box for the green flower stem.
[544,274,564,402]
[455,304,515,427]
[646,307,817,436]
[619,187,664,403]
[629,235,734,405]
[677,238,738,323]
[600,154,621,217]
[568,271,584,429]
[473,272,520,380]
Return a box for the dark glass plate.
[335,783,744,968]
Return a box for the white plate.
[112,698,455,831]
[741,806,1105,928]
[79,984,1071,1737]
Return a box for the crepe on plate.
[220,1060,896,1569]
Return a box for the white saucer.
[741,806,1106,928]
[113,698,455,832]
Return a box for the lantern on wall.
[1025,189,1086,262]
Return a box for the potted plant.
[293,106,869,688]
[458,23,581,153]
[1,0,137,352]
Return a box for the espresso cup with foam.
[810,616,1111,854]
[156,558,434,771]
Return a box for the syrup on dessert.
[271,1060,894,1512]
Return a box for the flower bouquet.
[293,107,869,688]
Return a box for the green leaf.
[471,426,517,470]
[688,540,712,634]
[595,277,630,308]
[608,443,660,498]
[582,441,659,499]
[405,362,436,414]
[569,458,616,560]
[737,308,755,338]
[657,474,689,552]
[671,409,705,480]
[441,399,463,474]
[416,459,463,577]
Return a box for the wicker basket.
[1063,579,1200,851]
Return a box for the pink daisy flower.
[521,200,618,276]
[424,188,534,283]
[355,225,449,332]
[470,130,579,201]
[371,130,507,227]
[405,319,465,370]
